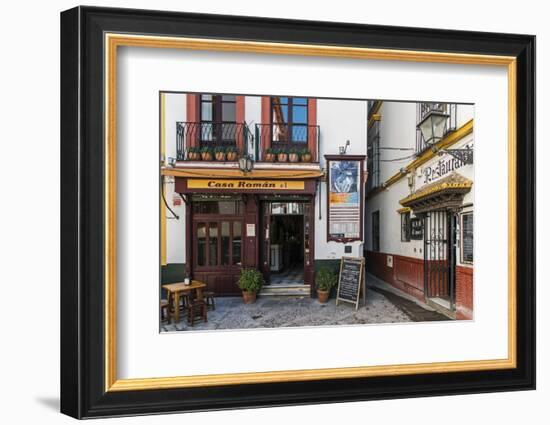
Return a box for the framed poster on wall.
[326,155,365,242]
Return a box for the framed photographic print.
[60,6,535,419]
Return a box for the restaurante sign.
[187,179,305,190]
[422,143,473,184]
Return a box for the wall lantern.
[238,154,254,173]
[338,139,351,155]
[417,105,449,145]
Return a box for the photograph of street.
[159,93,474,332]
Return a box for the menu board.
[461,213,473,263]
[410,218,424,240]
[328,160,361,240]
[336,257,365,310]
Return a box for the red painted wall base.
[365,250,473,320]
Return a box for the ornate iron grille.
[255,123,320,161]
[423,210,457,310]
[176,122,253,160]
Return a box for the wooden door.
[192,219,243,296]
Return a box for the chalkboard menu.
[410,218,424,240]
[336,257,365,310]
[461,213,473,263]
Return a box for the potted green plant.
[236,268,264,303]
[277,148,288,162]
[186,146,200,161]
[264,147,276,162]
[300,148,312,163]
[288,147,300,163]
[226,146,238,161]
[315,267,337,303]
[214,146,226,161]
[200,146,213,161]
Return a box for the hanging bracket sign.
[335,256,366,310]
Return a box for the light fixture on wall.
[407,172,415,189]
[417,105,449,145]
[338,140,350,155]
[238,154,254,173]
[417,104,473,165]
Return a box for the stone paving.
[161,275,421,333]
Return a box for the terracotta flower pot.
[317,289,330,303]
[201,152,212,161]
[277,153,288,162]
[301,153,312,162]
[242,290,257,304]
[289,153,299,163]
[226,152,238,161]
[265,153,275,162]
[215,152,226,161]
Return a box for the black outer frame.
[60,6,536,419]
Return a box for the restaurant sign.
[421,142,473,184]
[187,179,305,190]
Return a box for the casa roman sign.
[187,179,305,190]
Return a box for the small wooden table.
[162,281,207,324]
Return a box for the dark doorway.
[261,201,308,285]
[269,215,304,284]
[423,210,457,311]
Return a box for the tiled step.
[260,284,310,296]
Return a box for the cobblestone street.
[161,273,447,332]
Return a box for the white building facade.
[365,101,474,319]
[160,93,368,296]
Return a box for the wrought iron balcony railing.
[176,122,254,161]
[415,103,457,154]
[254,123,320,162]
[176,122,320,162]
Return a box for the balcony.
[255,123,320,162]
[176,122,254,161]
[415,103,457,154]
[176,122,320,163]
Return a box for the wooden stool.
[160,299,169,323]
[204,291,216,311]
[187,298,207,326]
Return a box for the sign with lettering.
[410,218,424,240]
[461,212,473,263]
[328,160,362,240]
[187,179,305,190]
[421,142,473,184]
[336,256,366,310]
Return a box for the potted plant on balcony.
[236,268,264,304]
[186,146,200,161]
[277,148,288,162]
[300,148,312,163]
[226,146,238,161]
[264,147,276,162]
[200,146,213,161]
[288,147,300,163]
[214,146,226,161]
[315,267,337,303]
